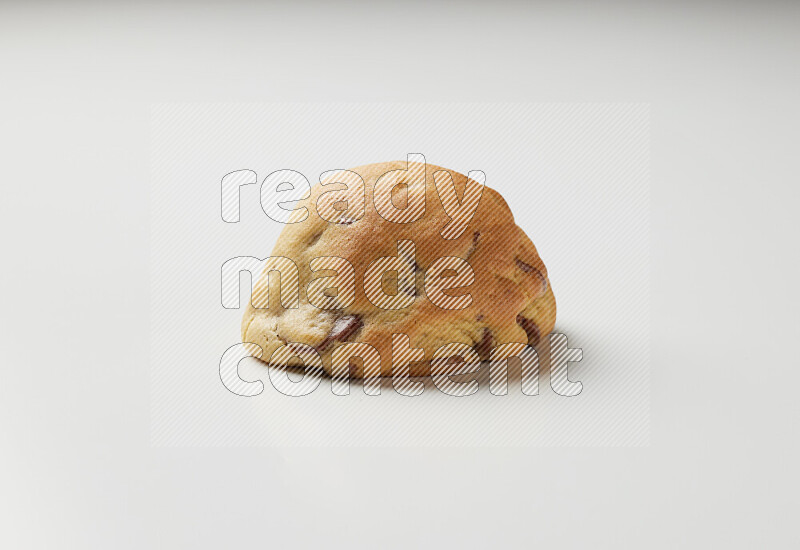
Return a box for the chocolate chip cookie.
[241,160,556,377]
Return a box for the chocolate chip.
[515,258,548,293]
[328,314,363,341]
[515,258,535,273]
[516,314,541,346]
[316,314,363,352]
[410,262,423,296]
[384,270,417,297]
[473,327,494,359]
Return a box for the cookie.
[241,160,556,378]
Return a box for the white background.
[1,2,799,548]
